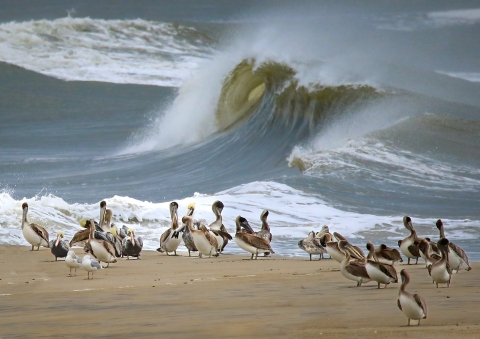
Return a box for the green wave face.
[215,59,381,131]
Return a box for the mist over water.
[1,0,479,258]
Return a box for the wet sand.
[0,245,479,338]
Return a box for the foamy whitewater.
[1,1,479,259]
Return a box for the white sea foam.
[0,17,214,87]
[1,182,478,257]
[435,71,480,83]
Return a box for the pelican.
[397,270,427,326]
[436,219,471,272]
[101,209,113,232]
[374,244,403,265]
[338,240,371,287]
[365,242,398,288]
[21,202,49,251]
[122,228,143,259]
[429,238,452,288]
[208,201,232,252]
[418,239,441,268]
[158,202,183,255]
[50,231,70,261]
[320,233,363,263]
[65,250,82,276]
[85,219,117,268]
[398,216,421,264]
[334,232,365,259]
[82,255,103,279]
[298,231,326,260]
[234,216,275,260]
[182,203,198,256]
[183,216,218,258]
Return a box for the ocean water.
[1,0,479,260]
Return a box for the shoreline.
[1,245,479,338]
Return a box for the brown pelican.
[338,240,371,287]
[436,219,471,272]
[85,219,117,268]
[182,203,198,256]
[234,216,275,260]
[365,242,398,288]
[398,216,421,264]
[397,270,427,326]
[82,255,103,279]
[21,202,49,250]
[65,250,82,276]
[334,232,365,259]
[298,231,326,260]
[101,209,113,232]
[208,201,232,252]
[158,202,182,255]
[418,239,441,268]
[374,244,403,265]
[183,216,218,258]
[50,231,70,261]
[429,238,452,288]
[122,228,143,259]
[315,225,331,239]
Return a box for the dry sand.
[0,245,479,338]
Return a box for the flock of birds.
[20,200,472,326]
[297,215,471,325]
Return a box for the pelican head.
[57,231,65,238]
[99,201,107,227]
[212,201,224,216]
[187,203,195,216]
[21,202,29,227]
[366,241,374,253]
[437,237,449,248]
[403,216,413,231]
[127,228,135,235]
[338,240,350,253]
[79,219,88,228]
[110,226,118,236]
[436,219,443,230]
[235,216,254,234]
[260,209,269,221]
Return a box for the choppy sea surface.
[1,0,479,260]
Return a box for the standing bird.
[338,240,371,287]
[122,228,143,259]
[50,231,70,261]
[157,202,183,255]
[208,201,232,252]
[21,202,49,251]
[418,239,441,268]
[234,216,275,260]
[298,231,326,260]
[398,216,421,265]
[429,238,453,288]
[82,255,103,280]
[436,219,471,272]
[397,270,427,326]
[182,203,198,256]
[65,250,82,276]
[365,242,398,289]
[85,219,117,268]
[183,216,218,258]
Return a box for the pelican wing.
[333,232,347,242]
[237,233,274,253]
[375,261,397,280]
[449,242,470,266]
[31,223,49,243]
[345,261,370,279]
[160,228,172,245]
[397,298,402,311]
[220,225,232,240]
[407,244,420,257]
[70,228,89,246]
[101,240,116,258]
[136,236,143,248]
[413,294,427,318]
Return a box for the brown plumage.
[374,244,403,265]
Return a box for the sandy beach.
[0,245,479,338]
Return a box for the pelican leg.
[251,253,254,260]
[356,281,361,287]
[188,250,191,257]
[415,257,419,264]
[407,319,410,326]
[31,245,34,251]
[127,255,130,260]
[377,283,381,289]
[436,283,438,288]
[407,258,411,265]
[384,284,388,289]
[255,252,259,260]
[37,246,40,251]
[417,319,421,326]
[174,250,177,256]
[309,254,312,261]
